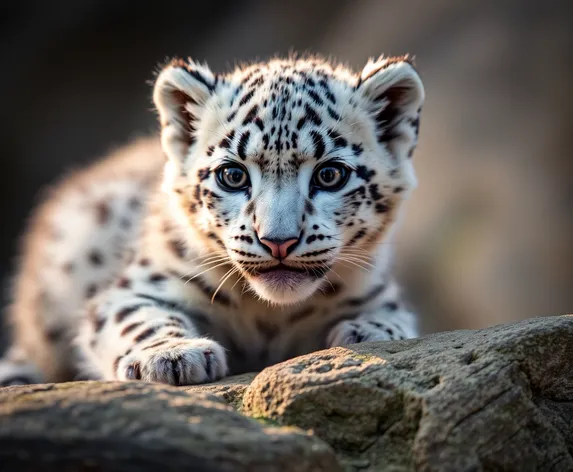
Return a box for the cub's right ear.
[153,58,217,164]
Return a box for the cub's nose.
[258,236,300,259]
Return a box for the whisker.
[337,258,371,273]
[338,255,375,268]
[212,267,239,304]
[185,260,233,284]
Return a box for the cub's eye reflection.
[216,165,250,191]
[312,164,350,191]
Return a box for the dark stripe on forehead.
[309,130,325,159]
[237,131,251,160]
[307,89,324,106]
[318,79,336,104]
[328,129,347,149]
[304,104,322,127]
[219,130,235,149]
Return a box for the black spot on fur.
[309,130,325,159]
[168,239,187,259]
[245,201,255,215]
[142,339,171,350]
[115,304,149,323]
[113,356,122,375]
[117,277,131,289]
[88,250,104,266]
[382,301,399,311]
[121,322,144,336]
[45,326,66,342]
[356,165,376,182]
[352,143,364,156]
[197,168,211,181]
[304,103,322,127]
[186,68,214,92]
[85,284,98,299]
[237,131,251,160]
[344,284,386,307]
[369,184,384,201]
[242,105,259,125]
[328,129,347,148]
[305,200,316,215]
[348,228,367,246]
[134,327,157,344]
[375,201,391,213]
[307,89,324,105]
[239,89,255,106]
[149,273,167,283]
[219,130,235,149]
[291,132,298,149]
[95,202,111,225]
[327,107,340,121]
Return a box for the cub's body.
[1,55,423,386]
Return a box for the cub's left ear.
[358,56,424,159]
[153,58,217,165]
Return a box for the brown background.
[1,0,572,347]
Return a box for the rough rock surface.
[242,315,573,471]
[183,372,257,409]
[1,316,572,471]
[0,381,339,472]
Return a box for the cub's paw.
[117,338,227,386]
[327,319,404,348]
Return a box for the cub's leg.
[327,281,418,347]
[76,259,228,385]
[1,138,162,385]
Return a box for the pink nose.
[259,237,299,259]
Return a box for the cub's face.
[155,57,424,305]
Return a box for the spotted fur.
[1,54,424,386]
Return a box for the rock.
[0,381,340,472]
[2,316,572,471]
[242,315,573,471]
[183,372,257,409]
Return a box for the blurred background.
[1,0,572,345]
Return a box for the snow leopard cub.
[1,54,424,386]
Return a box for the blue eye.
[216,165,250,191]
[312,164,350,191]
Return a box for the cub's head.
[154,55,424,305]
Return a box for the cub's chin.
[245,266,323,305]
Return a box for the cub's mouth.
[249,263,330,281]
[242,262,332,304]
[254,263,307,274]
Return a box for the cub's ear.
[153,58,217,164]
[357,56,424,160]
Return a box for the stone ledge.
[241,315,573,471]
[1,315,572,471]
[0,381,339,472]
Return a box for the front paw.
[117,338,227,385]
[327,319,400,348]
